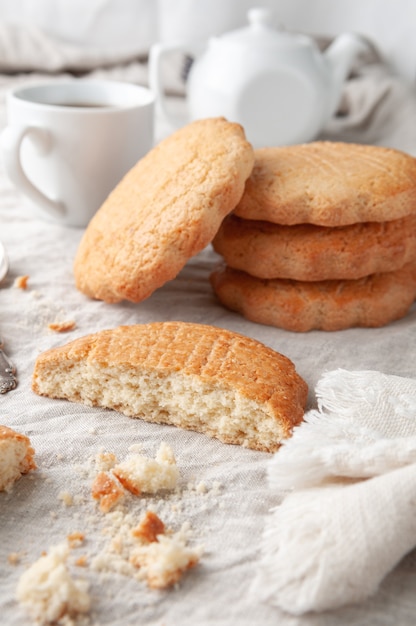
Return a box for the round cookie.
[74,117,254,303]
[234,142,416,226]
[212,214,416,281]
[210,263,416,332]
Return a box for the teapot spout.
[325,33,369,116]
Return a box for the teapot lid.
[217,7,304,48]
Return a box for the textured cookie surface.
[74,118,254,303]
[0,425,36,492]
[210,263,416,332]
[213,214,416,281]
[234,142,416,226]
[32,322,307,452]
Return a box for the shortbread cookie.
[212,214,416,280]
[0,425,36,492]
[74,118,254,303]
[32,322,307,452]
[234,142,416,226]
[210,263,416,332]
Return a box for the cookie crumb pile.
[211,142,416,331]
[11,442,210,624]
[88,445,203,592]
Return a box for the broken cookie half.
[32,321,307,452]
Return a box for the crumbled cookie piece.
[67,532,85,548]
[48,320,76,333]
[95,451,117,472]
[91,444,178,512]
[112,442,179,496]
[58,490,74,507]
[8,552,23,565]
[130,524,203,589]
[91,471,125,513]
[75,555,88,568]
[0,425,36,492]
[16,542,91,625]
[132,511,165,543]
[14,275,29,289]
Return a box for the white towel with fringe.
[252,369,416,615]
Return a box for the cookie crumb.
[8,551,22,565]
[58,491,74,507]
[91,471,125,513]
[14,275,29,289]
[48,320,76,333]
[75,555,88,567]
[95,452,117,472]
[131,511,165,543]
[67,532,85,548]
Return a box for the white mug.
[1,79,155,227]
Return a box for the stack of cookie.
[211,142,416,331]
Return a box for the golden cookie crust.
[210,263,416,332]
[32,322,307,452]
[234,142,416,226]
[74,118,254,303]
[212,214,416,281]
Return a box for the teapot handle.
[149,41,201,130]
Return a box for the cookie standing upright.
[74,117,254,304]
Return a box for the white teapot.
[149,8,368,147]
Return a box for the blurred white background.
[0,0,414,80]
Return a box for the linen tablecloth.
[1,25,416,625]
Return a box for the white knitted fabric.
[253,369,416,615]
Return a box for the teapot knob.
[247,7,274,29]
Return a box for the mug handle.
[0,125,66,219]
[149,41,202,129]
